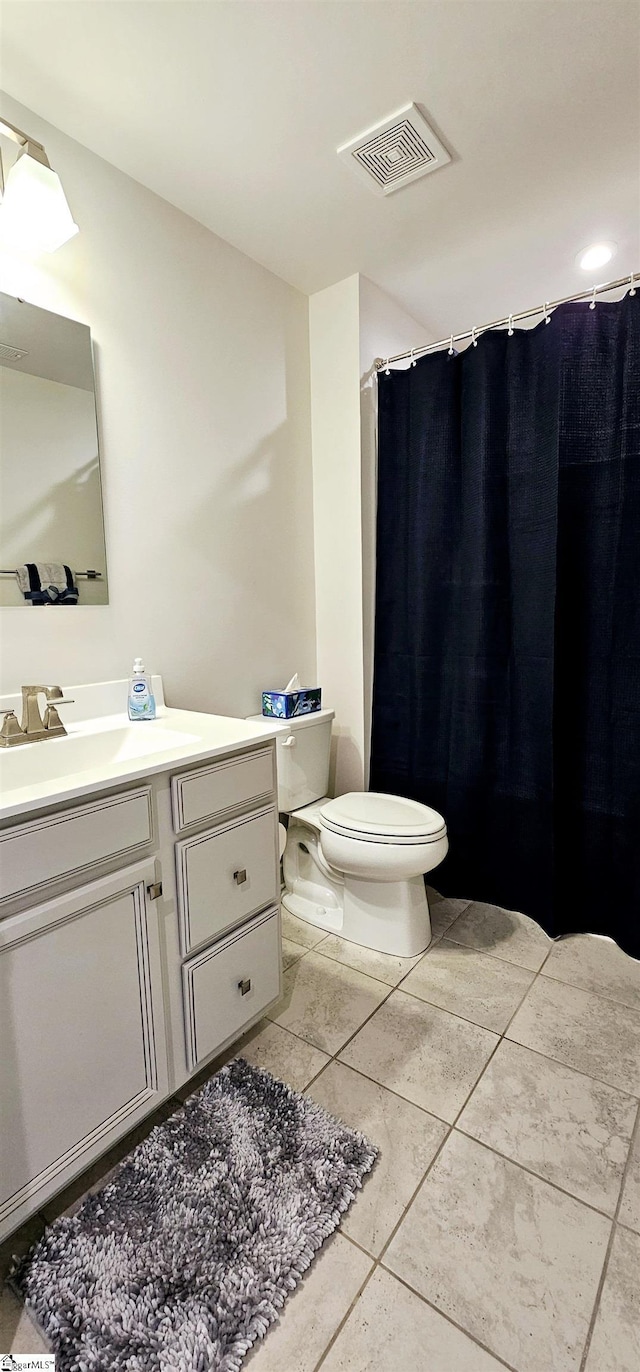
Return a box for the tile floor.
[2,890,640,1371]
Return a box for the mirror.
[0,292,108,606]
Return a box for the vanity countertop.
[0,704,287,823]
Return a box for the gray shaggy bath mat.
[12,1058,376,1372]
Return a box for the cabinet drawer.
[176,806,277,955]
[0,787,153,904]
[171,746,275,832]
[183,907,281,1070]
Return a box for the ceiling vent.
[338,103,450,196]
[0,341,28,361]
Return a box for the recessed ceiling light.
[577,242,616,272]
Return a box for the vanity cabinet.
[0,860,167,1236]
[0,738,281,1241]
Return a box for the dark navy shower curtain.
[370,293,640,958]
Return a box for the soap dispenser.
[128,657,156,720]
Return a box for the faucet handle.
[44,686,75,707]
[0,710,26,747]
[43,693,75,735]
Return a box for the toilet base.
[342,875,432,957]
[282,815,437,957]
[281,888,343,936]
[282,874,432,958]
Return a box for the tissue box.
[262,687,322,719]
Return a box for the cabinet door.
[175,806,278,955]
[0,860,168,1239]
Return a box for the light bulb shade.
[0,152,79,253]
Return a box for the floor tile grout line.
[375,1120,455,1266]
[452,1124,624,1221]
[616,1215,640,1236]
[311,1258,377,1372]
[304,1056,452,1127]
[8,914,636,1366]
[313,1244,524,1372]
[376,1265,522,1372]
[287,941,503,1372]
[313,1113,521,1372]
[311,1122,459,1372]
[441,933,550,975]
[483,1033,640,1101]
[322,935,603,1372]
[533,968,640,1017]
[445,941,555,1133]
[500,1036,640,1102]
[272,934,640,1111]
[309,943,419,992]
[383,977,533,1037]
[41,925,635,1233]
[297,913,640,1017]
[277,936,537,1070]
[316,934,562,1372]
[578,1095,640,1372]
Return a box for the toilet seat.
[319,792,446,845]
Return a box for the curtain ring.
[410,349,417,367]
[543,302,551,324]
[508,314,514,336]
[630,274,637,297]
[448,335,455,356]
[384,358,391,375]
[589,285,597,310]
[471,326,478,348]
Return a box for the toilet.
[272,709,448,957]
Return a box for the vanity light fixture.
[0,116,78,253]
[577,242,616,273]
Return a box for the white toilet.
[274,709,448,957]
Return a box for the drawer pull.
[238,977,252,996]
[233,868,247,886]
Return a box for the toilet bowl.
[249,708,448,957]
[283,792,448,957]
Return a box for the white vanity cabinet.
[0,735,282,1241]
[0,860,167,1237]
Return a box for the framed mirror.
[0,292,108,606]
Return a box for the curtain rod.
[375,271,638,371]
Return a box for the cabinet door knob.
[233,868,247,885]
[238,978,252,996]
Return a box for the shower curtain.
[370,292,640,958]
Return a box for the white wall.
[309,273,430,794]
[0,94,316,713]
[309,275,364,794]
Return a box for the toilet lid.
[319,792,446,842]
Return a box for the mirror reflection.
[0,291,108,606]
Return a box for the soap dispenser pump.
[128,657,156,720]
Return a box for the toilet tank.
[275,709,334,813]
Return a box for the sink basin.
[0,695,285,822]
[0,721,200,790]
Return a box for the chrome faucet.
[0,685,75,747]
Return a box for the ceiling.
[1,1,638,337]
